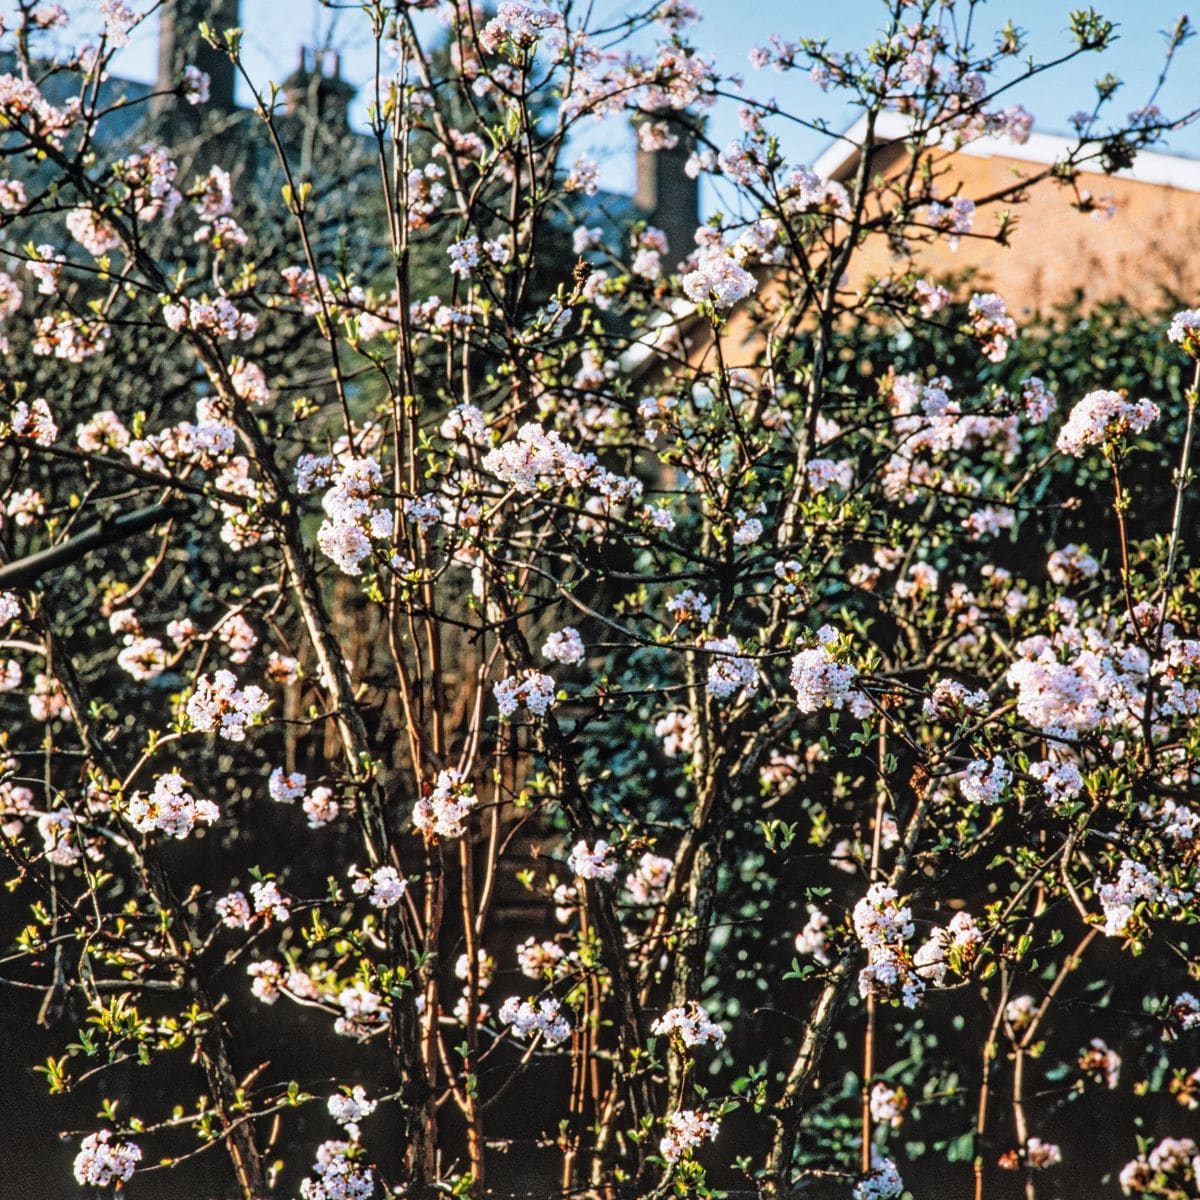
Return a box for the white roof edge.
[812,111,1200,192]
[618,296,700,374]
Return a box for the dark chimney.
[153,0,238,119]
[282,48,356,130]
[634,112,701,272]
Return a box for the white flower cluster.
[299,1138,375,1200]
[651,1002,726,1049]
[666,588,712,625]
[659,1109,720,1164]
[327,1087,377,1137]
[957,755,1011,806]
[440,402,490,448]
[9,396,57,446]
[542,626,585,664]
[304,455,393,576]
[967,291,1016,362]
[1056,389,1160,457]
[447,235,510,277]
[681,247,757,309]
[869,1082,907,1127]
[1046,542,1099,585]
[1119,1136,1200,1195]
[269,767,307,803]
[853,1156,904,1200]
[494,670,557,718]
[704,636,759,700]
[794,905,832,966]
[1079,1037,1122,1088]
[625,851,672,903]
[217,880,290,928]
[128,771,219,839]
[481,422,642,509]
[1025,1137,1063,1169]
[1171,992,1200,1032]
[186,670,269,741]
[922,678,988,720]
[853,883,923,1008]
[349,864,407,909]
[567,838,618,881]
[1029,759,1084,805]
[498,995,571,1045]
[1098,857,1186,938]
[73,1130,143,1187]
[654,710,696,758]
[1167,308,1200,354]
[413,769,475,840]
[517,937,566,978]
[913,911,982,987]
[790,626,867,715]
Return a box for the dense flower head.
[651,1002,726,1049]
[1056,390,1160,456]
[681,247,757,309]
[542,626,585,664]
[853,1155,904,1200]
[73,1130,142,1187]
[567,838,618,881]
[494,670,557,718]
[413,769,475,840]
[659,1109,719,1163]
[498,995,571,1044]
[128,771,219,839]
[186,671,269,741]
[704,636,758,700]
[625,851,672,903]
[790,628,866,715]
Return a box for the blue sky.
[20,1,1200,201]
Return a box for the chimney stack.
[282,48,356,130]
[634,111,701,272]
[154,0,238,120]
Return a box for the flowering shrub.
[1,3,1199,1199]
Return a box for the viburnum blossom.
[790,627,866,715]
[853,884,924,1008]
[967,292,1017,361]
[651,1002,726,1048]
[127,771,219,839]
[680,247,757,309]
[1167,308,1200,355]
[73,1130,142,1188]
[493,670,556,718]
[349,864,407,909]
[498,995,571,1044]
[517,937,566,978]
[413,769,475,840]
[659,1109,719,1163]
[625,851,672,903]
[795,905,833,966]
[870,1082,907,1127]
[1056,389,1160,456]
[299,1139,375,1200]
[269,768,307,804]
[186,671,269,741]
[957,756,1012,806]
[542,627,585,664]
[1097,857,1186,938]
[704,636,758,700]
[1029,759,1084,805]
[853,1156,904,1200]
[567,839,618,881]
[328,1087,377,1133]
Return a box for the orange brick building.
[815,112,1200,315]
[626,113,1200,376]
